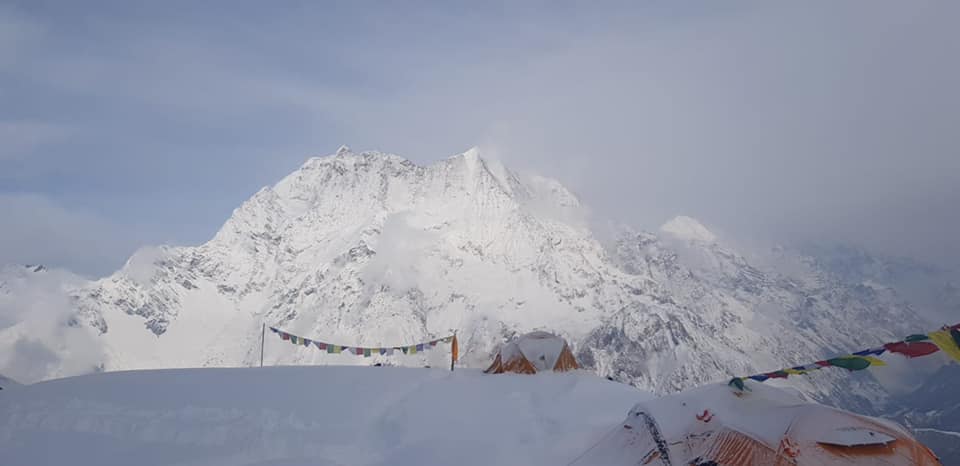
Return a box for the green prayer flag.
[363,348,371,357]
[729,378,745,391]
[905,334,930,342]
[828,356,871,371]
[290,335,299,345]
[327,344,335,354]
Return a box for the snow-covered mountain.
[797,243,960,325]
[0,147,935,409]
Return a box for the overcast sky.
[1,1,958,276]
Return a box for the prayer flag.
[930,330,960,362]
[883,341,939,358]
[862,356,887,367]
[827,356,871,371]
[452,335,459,363]
[728,378,746,391]
[853,347,885,357]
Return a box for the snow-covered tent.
[484,331,579,374]
[576,381,940,465]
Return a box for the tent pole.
[259,323,265,368]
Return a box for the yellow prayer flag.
[863,356,887,367]
[930,330,960,362]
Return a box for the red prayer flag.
[884,341,940,358]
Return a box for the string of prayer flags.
[729,323,960,391]
[268,327,456,359]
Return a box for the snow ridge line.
[915,428,960,438]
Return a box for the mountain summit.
[660,215,717,243]
[0,148,930,410]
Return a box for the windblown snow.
[0,366,651,466]
[0,146,936,412]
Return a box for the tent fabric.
[484,331,580,374]
[575,381,941,465]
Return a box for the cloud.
[0,194,140,277]
[0,121,68,160]
[1,1,958,274]
[0,266,104,384]
[361,212,438,295]
[0,5,44,70]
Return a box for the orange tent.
[484,331,579,374]
[575,381,940,465]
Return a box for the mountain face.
[886,363,960,464]
[0,147,936,409]
[797,243,960,326]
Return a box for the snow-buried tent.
[576,381,940,465]
[484,331,579,374]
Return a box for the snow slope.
[0,373,20,390]
[0,147,933,412]
[0,366,650,466]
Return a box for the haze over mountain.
[1,148,948,417]
[2,2,958,279]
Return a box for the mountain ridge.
[0,147,936,413]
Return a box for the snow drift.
[0,366,650,466]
